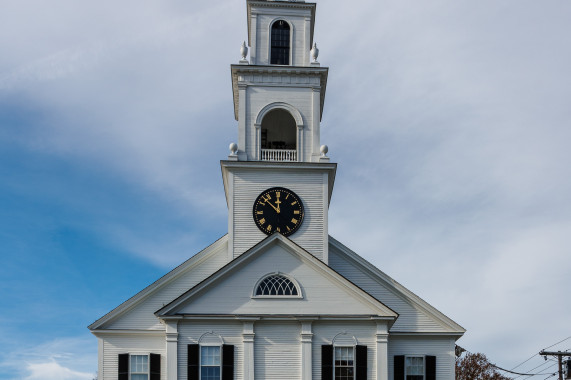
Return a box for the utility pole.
[539,351,571,380]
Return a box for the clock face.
[253,187,304,237]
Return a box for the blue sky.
[1,0,571,379]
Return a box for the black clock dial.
[253,187,304,237]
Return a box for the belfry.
[89,1,465,380]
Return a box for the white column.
[165,320,179,380]
[376,322,389,380]
[237,82,248,161]
[311,86,321,161]
[304,16,311,66]
[250,14,257,64]
[297,123,304,162]
[243,321,256,380]
[300,321,313,380]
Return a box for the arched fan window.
[254,273,300,297]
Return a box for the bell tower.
[222,0,336,263]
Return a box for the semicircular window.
[255,274,299,296]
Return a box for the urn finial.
[310,42,319,62]
[240,41,248,60]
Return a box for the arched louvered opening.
[260,109,297,161]
[254,274,300,297]
[270,20,290,65]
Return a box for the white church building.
[89,1,466,379]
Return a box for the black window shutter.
[425,356,436,380]
[188,344,199,380]
[118,353,129,380]
[322,345,333,380]
[222,345,234,380]
[394,355,405,380]
[150,353,161,380]
[355,345,367,380]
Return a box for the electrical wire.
[511,336,571,371]
[512,360,558,379]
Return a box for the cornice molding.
[231,65,328,121]
[220,160,337,207]
[247,0,316,47]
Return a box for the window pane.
[201,346,221,366]
[201,366,221,380]
[131,375,148,380]
[131,355,148,373]
[406,356,424,379]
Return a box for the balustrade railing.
[260,149,297,162]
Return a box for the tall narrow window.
[271,20,290,65]
[201,346,221,380]
[405,356,424,380]
[334,347,354,380]
[130,355,149,380]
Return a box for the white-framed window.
[200,346,221,380]
[405,356,425,380]
[253,273,302,298]
[130,354,149,380]
[334,346,355,380]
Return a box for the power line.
[511,337,571,371]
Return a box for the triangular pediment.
[156,234,398,319]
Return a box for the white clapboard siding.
[388,336,456,380]
[104,239,229,330]
[312,321,377,380]
[255,321,301,380]
[245,85,317,161]
[233,170,325,259]
[177,243,381,316]
[101,333,165,380]
[328,242,452,333]
[177,321,244,380]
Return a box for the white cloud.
[24,361,94,380]
[0,336,96,380]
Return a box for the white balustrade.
[260,149,297,162]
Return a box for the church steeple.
[224,0,335,263]
[229,0,329,163]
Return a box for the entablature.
[231,64,328,120]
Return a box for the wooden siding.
[101,334,165,380]
[232,170,325,260]
[104,241,229,330]
[312,321,377,380]
[255,321,301,380]
[328,244,450,333]
[388,336,456,380]
[177,243,381,316]
[177,321,244,380]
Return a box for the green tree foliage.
[456,352,512,380]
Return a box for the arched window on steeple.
[260,108,297,161]
[270,20,290,65]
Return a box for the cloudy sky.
[1,0,570,379]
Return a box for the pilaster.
[375,321,389,380]
[165,319,180,380]
[242,320,257,380]
[311,85,321,161]
[237,82,248,160]
[300,320,314,380]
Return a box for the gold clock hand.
[263,195,280,213]
[275,198,281,213]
